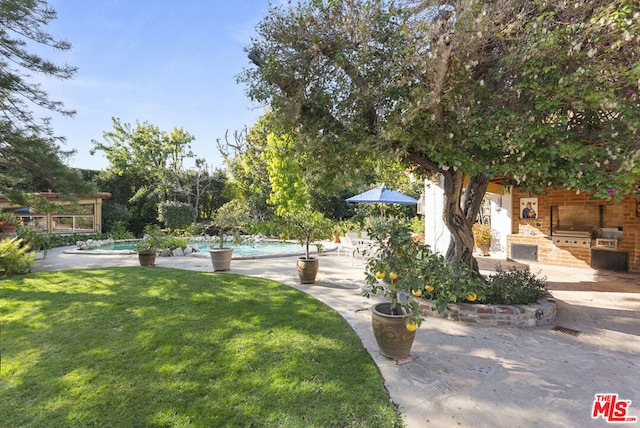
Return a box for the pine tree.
[0,0,94,195]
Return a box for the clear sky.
[40,0,277,171]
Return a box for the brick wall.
[509,188,640,272]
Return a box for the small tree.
[212,200,249,249]
[158,201,195,230]
[280,209,331,260]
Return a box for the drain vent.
[553,326,581,336]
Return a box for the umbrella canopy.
[346,184,418,205]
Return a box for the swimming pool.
[75,239,324,259]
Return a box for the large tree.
[0,0,93,196]
[91,118,202,233]
[241,0,640,272]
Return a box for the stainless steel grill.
[552,225,594,248]
[552,225,595,238]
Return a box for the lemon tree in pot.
[280,208,331,284]
[209,200,248,271]
[363,219,427,360]
[363,218,485,360]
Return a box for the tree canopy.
[0,0,93,196]
[241,0,640,271]
[92,118,228,234]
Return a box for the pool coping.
[64,240,338,260]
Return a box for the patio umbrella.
[346,184,418,216]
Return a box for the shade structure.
[346,184,418,205]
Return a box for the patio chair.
[338,235,375,265]
[337,236,355,259]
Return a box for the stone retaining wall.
[419,298,556,327]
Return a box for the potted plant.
[362,219,427,360]
[209,200,248,271]
[472,222,492,256]
[281,208,331,284]
[134,227,163,266]
[331,222,343,243]
[363,218,485,360]
[0,211,20,234]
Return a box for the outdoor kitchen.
[507,188,640,272]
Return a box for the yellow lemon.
[375,271,385,280]
[467,292,477,302]
[425,285,435,292]
[389,272,398,281]
[412,289,422,297]
[405,322,417,332]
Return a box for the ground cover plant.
[0,268,402,427]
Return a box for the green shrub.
[17,226,51,255]
[102,201,132,234]
[482,266,548,305]
[45,232,134,248]
[183,222,206,237]
[410,216,425,234]
[158,201,195,230]
[0,238,35,276]
[108,230,135,240]
[247,220,280,237]
[164,236,188,251]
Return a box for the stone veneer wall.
[419,299,557,327]
[509,188,640,272]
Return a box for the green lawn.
[0,267,402,427]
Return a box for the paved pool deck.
[31,246,640,427]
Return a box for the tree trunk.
[441,170,489,275]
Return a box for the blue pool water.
[86,240,308,257]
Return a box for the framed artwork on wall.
[520,197,538,219]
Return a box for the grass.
[0,267,403,427]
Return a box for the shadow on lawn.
[0,267,401,427]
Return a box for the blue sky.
[40,0,277,170]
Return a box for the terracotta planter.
[138,253,156,266]
[1,224,16,234]
[297,256,319,284]
[477,242,490,256]
[371,302,416,359]
[210,247,233,271]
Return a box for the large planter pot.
[297,256,319,284]
[477,242,490,256]
[1,224,16,234]
[210,247,233,271]
[371,302,416,360]
[138,252,156,266]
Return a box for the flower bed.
[419,298,556,327]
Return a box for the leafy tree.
[241,0,640,273]
[217,118,275,220]
[264,132,309,214]
[0,0,95,196]
[91,118,197,201]
[185,160,228,222]
[193,167,230,220]
[91,118,203,232]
